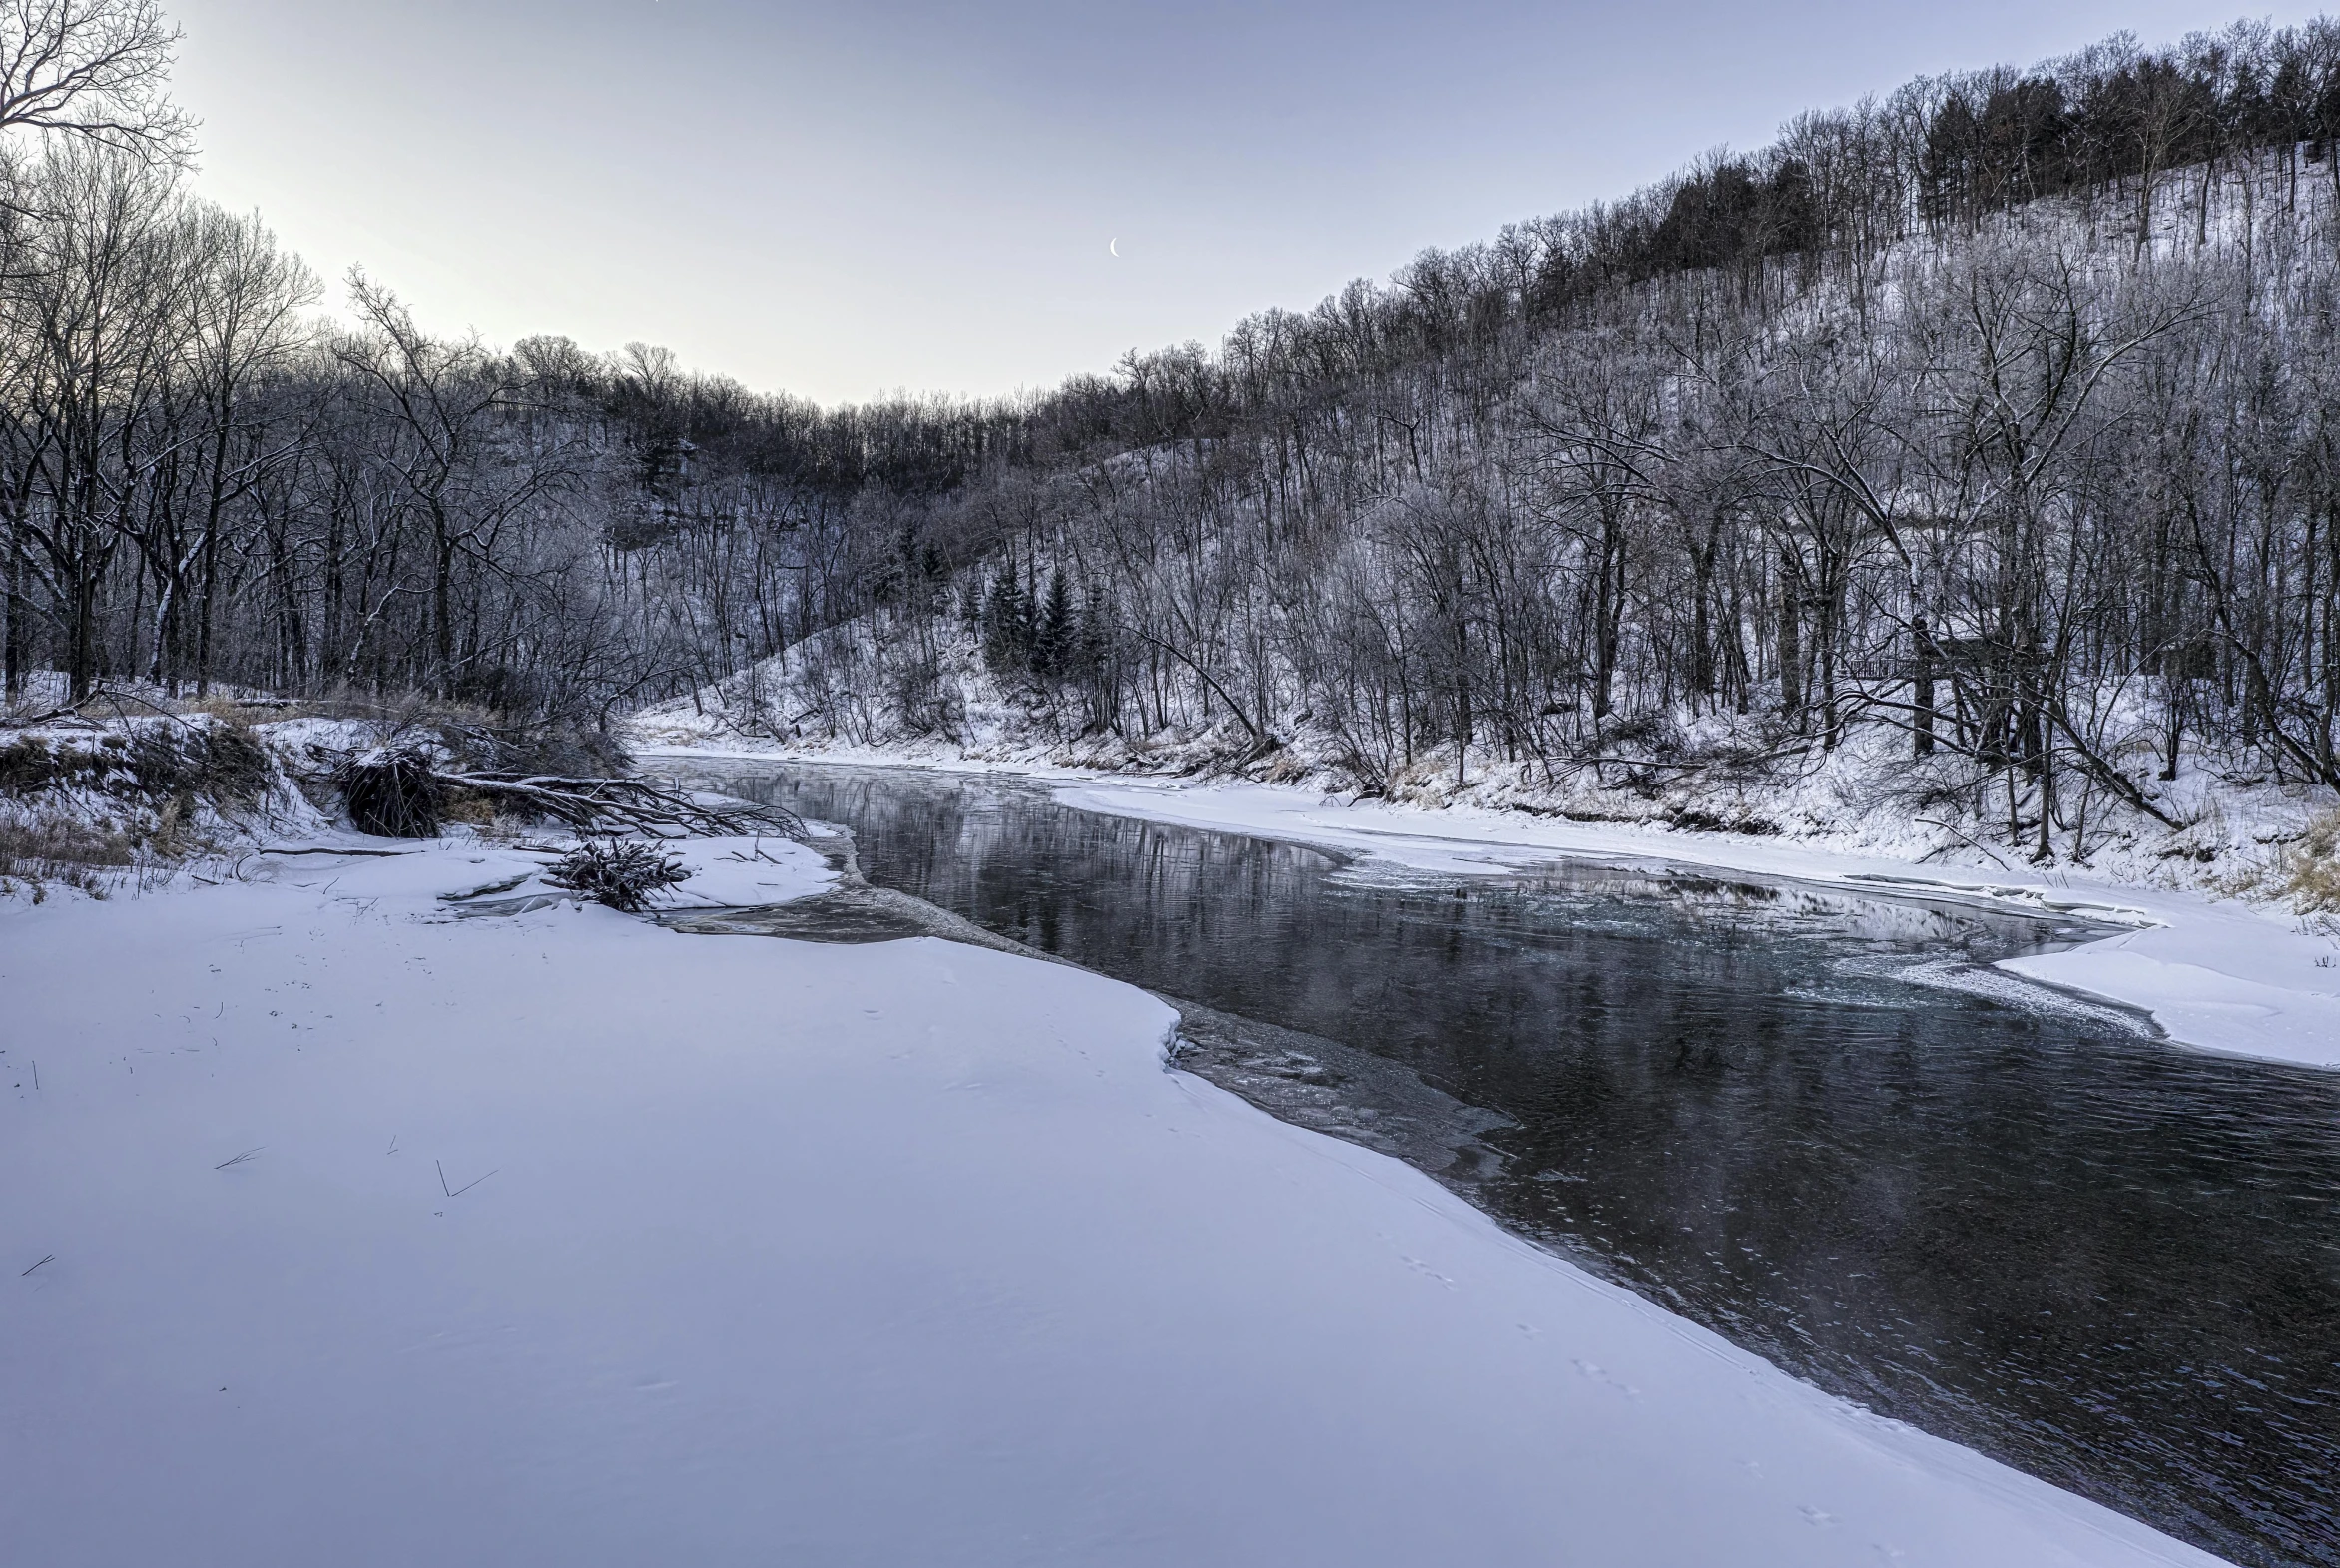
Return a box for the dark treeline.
[7,7,2340,853]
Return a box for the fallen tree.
[441,772,806,839]
[333,749,804,841]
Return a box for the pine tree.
[1069,578,1115,721]
[980,561,1038,675]
[979,572,1015,673]
[1036,571,1073,677]
[1010,575,1037,665]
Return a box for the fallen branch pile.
[541,838,693,912]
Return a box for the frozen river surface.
[688,761,2340,1568]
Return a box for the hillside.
[633,139,2340,920]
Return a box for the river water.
[678,760,2340,1567]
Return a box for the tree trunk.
[1911,610,1937,758]
[1776,548,1803,724]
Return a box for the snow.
[643,833,837,908]
[0,839,2233,1565]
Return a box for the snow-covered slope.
[0,842,2231,1566]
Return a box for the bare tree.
[0,0,189,157]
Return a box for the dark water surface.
[685,761,2340,1566]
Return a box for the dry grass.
[0,816,136,901]
[439,792,500,827]
[2280,811,2340,912]
[184,695,306,724]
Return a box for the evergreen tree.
[1036,571,1073,677]
[979,562,1037,675]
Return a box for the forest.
[9,6,2340,859]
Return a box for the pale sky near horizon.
[167,1,2328,405]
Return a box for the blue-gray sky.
[170,1,2325,403]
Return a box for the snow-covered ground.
[642,743,2340,1071]
[0,837,2236,1566]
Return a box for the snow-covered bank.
[643,744,2340,1071]
[0,713,326,897]
[0,843,2232,1565]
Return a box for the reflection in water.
[682,762,2340,1567]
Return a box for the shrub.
[436,717,632,780]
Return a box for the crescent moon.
[1109,238,1119,257]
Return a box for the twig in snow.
[437,1160,498,1197]
[215,1147,264,1170]
[259,846,412,858]
[21,1254,53,1276]
[386,1134,399,1155]
[1915,816,2014,872]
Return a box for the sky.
[167,0,2329,405]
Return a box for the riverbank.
[0,836,2235,1566]
[641,743,2340,1070]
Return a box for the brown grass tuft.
[2281,811,2340,912]
[0,816,135,899]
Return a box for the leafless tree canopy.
[6,12,2340,861]
[0,0,187,155]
